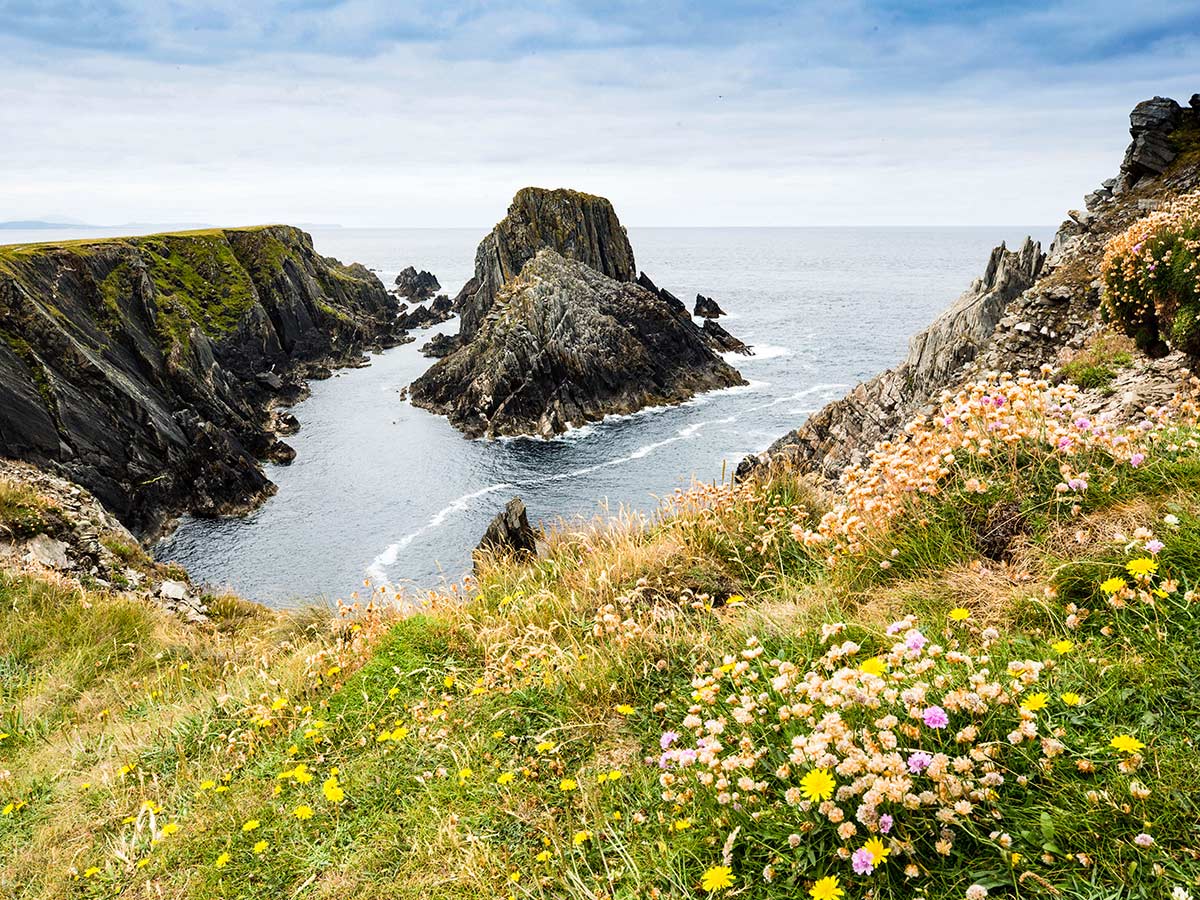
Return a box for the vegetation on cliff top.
[2,367,1200,900]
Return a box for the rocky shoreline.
[0,225,403,539]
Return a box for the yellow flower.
[252,840,268,855]
[949,607,970,621]
[1052,639,1075,654]
[572,830,591,846]
[1021,692,1049,712]
[458,768,473,784]
[726,594,745,606]
[496,772,515,785]
[863,836,890,864]
[270,696,287,711]
[858,657,886,677]
[242,819,260,832]
[799,768,836,803]
[535,740,555,754]
[508,871,521,883]
[535,850,553,862]
[701,865,734,892]
[293,805,314,820]
[559,778,577,792]
[83,866,101,878]
[1111,734,1145,754]
[1010,852,1023,866]
[1101,576,1127,594]
[323,775,345,802]
[810,875,844,900]
[160,822,179,837]
[616,704,635,716]
[673,817,693,831]
[1126,558,1158,577]
[1061,692,1082,706]
[214,852,230,868]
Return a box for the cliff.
[410,249,744,437]
[452,187,638,342]
[0,225,400,536]
[739,94,1200,481]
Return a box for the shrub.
[1101,188,1200,355]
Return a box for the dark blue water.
[143,226,1050,606]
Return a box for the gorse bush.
[1102,188,1200,355]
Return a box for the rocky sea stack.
[0,225,400,536]
[410,188,746,437]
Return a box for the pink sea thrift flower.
[923,706,949,729]
[660,731,679,750]
[907,751,933,773]
[1146,539,1164,554]
[879,814,893,834]
[852,848,876,874]
[906,631,927,652]
[1130,453,1146,467]
[1134,833,1155,848]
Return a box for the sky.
[1,1,1198,227]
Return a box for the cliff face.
[0,225,399,536]
[411,249,744,437]
[740,94,1200,482]
[453,187,638,342]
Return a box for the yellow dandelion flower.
[1101,576,1127,594]
[535,740,555,754]
[252,840,268,855]
[270,696,287,711]
[293,805,314,820]
[810,875,844,900]
[572,830,591,846]
[1052,639,1075,654]
[535,850,553,862]
[616,704,635,716]
[214,852,230,869]
[241,820,260,832]
[606,768,622,781]
[323,776,345,802]
[1021,693,1049,712]
[83,866,101,878]
[949,607,970,621]
[701,865,734,892]
[559,778,577,792]
[161,822,179,837]
[198,779,217,791]
[1111,734,1145,754]
[858,656,886,677]
[496,772,515,785]
[458,768,473,784]
[1126,558,1158,577]
[508,870,521,883]
[863,836,890,864]
[799,768,836,803]
[726,594,745,606]
[673,818,693,831]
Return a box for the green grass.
[0,480,65,541]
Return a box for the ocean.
[1,224,1054,605]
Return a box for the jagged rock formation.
[394,266,440,301]
[739,94,1200,483]
[420,333,460,358]
[411,249,744,437]
[0,225,400,536]
[703,319,753,355]
[413,188,745,437]
[476,496,537,559]
[694,294,726,318]
[452,187,638,343]
[397,294,453,331]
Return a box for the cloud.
[0,1,1197,226]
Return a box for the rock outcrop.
[476,496,537,559]
[420,333,460,358]
[413,188,745,438]
[397,294,453,331]
[394,266,440,301]
[703,319,753,355]
[694,294,726,318]
[452,187,638,343]
[739,94,1200,483]
[0,225,400,536]
[411,249,745,437]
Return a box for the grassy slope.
[1,391,1200,899]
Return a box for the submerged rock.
[476,497,537,559]
[394,266,441,301]
[411,249,745,437]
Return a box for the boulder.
[419,333,461,359]
[26,533,70,569]
[394,266,441,302]
[476,497,537,558]
[1119,96,1195,187]
[694,294,726,318]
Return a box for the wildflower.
[293,805,314,820]
[799,768,836,803]
[616,704,635,716]
[1126,557,1158,577]
[673,818,693,831]
[701,865,734,892]
[948,607,970,621]
[923,705,949,728]
[572,830,591,846]
[966,886,989,900]
[1111,734,1145,754]
[215,852,230,868]
[863,836,890,865]
[535,850,553,863]
[878,814,893,834]
[1147,539,1165,554]
[660,731,679,750]
[559,778,577,792]
[1021,693,1049,712]
[160,822,179,837]
[242,820,260,832]
[1134,833,1154,848]
[851,848,875,875]
[252,840,268,854]
[1061,692,1082,706]
[1101,576,1127,594]
[1051,639,1074,654]
[726,594,745,606]
[858,657,886,676]
[322,775,345,802]
[496,772,515,785]
[1130,452,1145,467]
[907,751,933,773]
[83,866,101,878]
[535,741,555,754]
[809,875,844,900]
[1171,887,1193,900]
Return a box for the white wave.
[736,343,792,362]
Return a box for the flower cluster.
[1101,186,1200,354]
